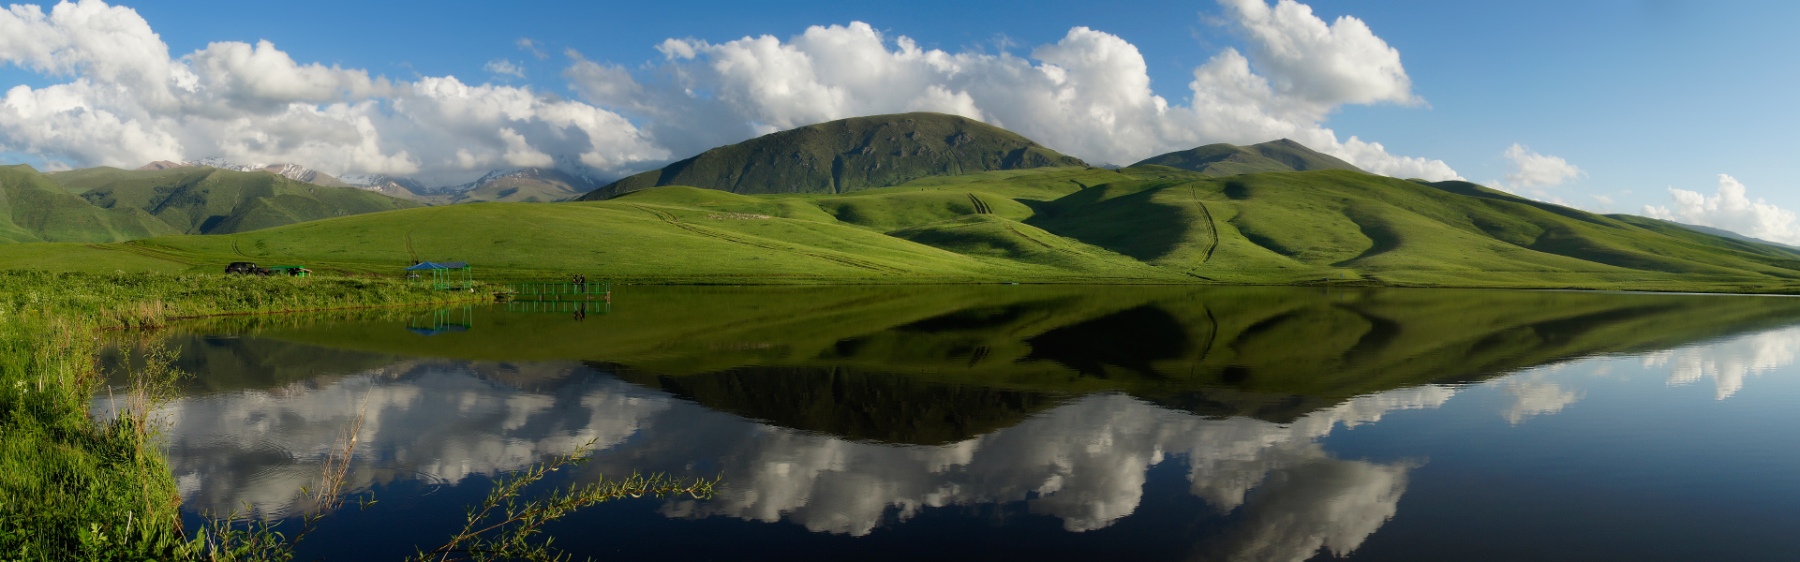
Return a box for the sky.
[4,0,1800,242]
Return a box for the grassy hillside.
[72,167,420,235]
[7,159,1800,291]
[583,112,1087,199]
[0,165,176,243]
[1131,138,1363,176]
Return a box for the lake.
[96,285,1800,561]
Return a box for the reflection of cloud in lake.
[1499,379,1582,425]
[1194,455,1414,562]
[1645,326,1800,400]
[116,358,1454,560]
[96,361,672,519]
[651,386,1452,562]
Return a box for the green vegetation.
[3,121,1798,292]
[0,270,482,559]
[0,165,175,243]
[409,452,713,562]
[583,112,1087,198]
[0,164,416,244]
[8,162,1800,292]
[1130,138,1363,176]
[74,167,419,235]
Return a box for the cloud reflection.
[1499,378,1583,425]
[110,359,1455,561]
[96,360,672,519]
[1645,325,1800,400]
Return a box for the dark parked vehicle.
[224,262,270,276]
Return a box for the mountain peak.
[136,158,352,188]
[1131,139,1362,177]
[137,160,188,171]
[581,112,1087,200]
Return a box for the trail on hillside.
[967,193,992,215]
[1189,185,1219,263]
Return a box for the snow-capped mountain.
[338,174,428,199]
[137,158,350,188]
[434,168,602,203]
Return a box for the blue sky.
[4,0,1800,240]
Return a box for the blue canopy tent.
[406,261,472,290]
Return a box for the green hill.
[581,112,1087,199]
[0,165,176,243]
[7,129,1800,293]
[7,161,1798,292]
[71,167,421,235]
[1130,138,1363,176]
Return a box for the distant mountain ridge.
[1663,221,1800,251]
[580,112,1088,200]
[337,173,429,199]
[1130,139,1364,176]
[423,168,600,203]
[139,158,353,188]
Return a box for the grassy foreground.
[0,270,483,559]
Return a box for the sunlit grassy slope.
[73,166,420,234]
[0,165,176,243]
[7,164,1800,290]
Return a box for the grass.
[4,164,1800,292]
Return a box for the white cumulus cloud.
[1642,174,1800,245]
[565,0,1461,179]
[0,0,665,185]
[1,0,1458,186]
[1500,143,1582,191]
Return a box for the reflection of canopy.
[406,261,469,271]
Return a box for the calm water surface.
[96,286,1800,561]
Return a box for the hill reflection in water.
[100,286,1800,561]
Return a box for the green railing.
[506,281,611,300]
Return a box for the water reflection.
[121,355,1445,561]
[110,360,670,519]
[1646,325,1800,400]
[103,286,1800,560]
[1499,376,1584,425]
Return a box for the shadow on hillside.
[1026,187,1197,261]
